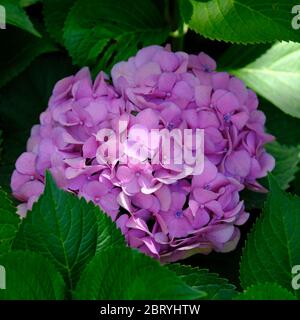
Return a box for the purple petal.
[16,152,36,175]
[195,85,212,107]
[225,150,251,178]
[206,224,235,244]
[155,185,171,211]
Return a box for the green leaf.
[240,189,267,211]
[13,172,98,290]
[292,171,300,197]
[0,188,20,254]
[181,247,243,289]
[240,175,300,298]
[63,0,169,72]
[96,210,125,253]
[1,0,41,36]
[231,42,300,119]
[43,0,74,44]
[182,0,300,44]
[74,246,205,300]
[0,27,57,88]
[0,53,75,190]
[235,283,296,300]
[168,263,236,300]
[260,98,300,147]
[19,0,40,7]
[218,44,272,70]
[266,142,300,190]
[0,251,65,300]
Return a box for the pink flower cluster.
[11,45,275,262]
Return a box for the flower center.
[175,211,183,218]
[167,122,175,130]
[30,175,35,181]
[204,184,210,190]
[203,65,211,72]
[223,113,231,122]
[94,196,100,203]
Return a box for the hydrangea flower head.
[11,46,275,262]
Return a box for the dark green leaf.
[1,0,40,36]
[13,172,98,290]
[168,263,236,300]
[240,189,267,211]
[266,142,300,190]
[0,251,65,299]
[260,98,300,146]
[291,171,300,197]
[240,175,300,298]
[0,53,75,190]
[63,0,169,72]
[182,0,300,44]
[218,44,272,70]
[43,0,74,44]
[0,188,19,254]
[96,210,125,253]
[74,246,205,300]
[20,0,40,7]
[235,283,296,300]
[0,27,57,88]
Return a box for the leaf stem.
[167,0,187,51]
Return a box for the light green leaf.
[0,188,20,254]
[0,251,65,300]
[266,142,300,190]
[1,0,40,36]
[74,246,205,300]
[43,0,74,44]
[240,175,300,298]
[13,172,98,290]
[231,42,300,119]
[182,0,300,44]
[235,283,296,300]
[168,264,236,300]
[63,0,169,72]
[0,27,57,88]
